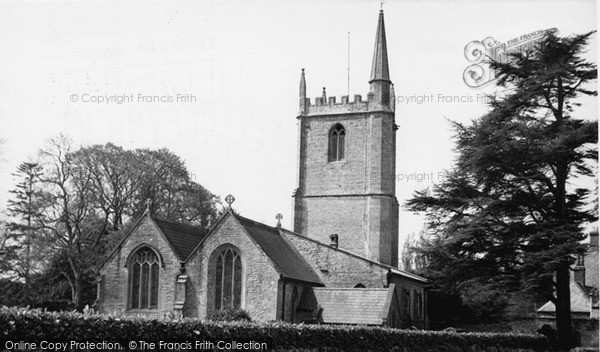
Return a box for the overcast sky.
[0,0,597,251]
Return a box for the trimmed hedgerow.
[0,306,548,352]
[208,308,252,322]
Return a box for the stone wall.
[185,215,280,321]
[97,216,182,317]
[281,229,388,288]
[299,114,372,196]
[295,196,369,261]
[293,110,398,267]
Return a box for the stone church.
[96,10,428,328]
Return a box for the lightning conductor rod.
[347,31,350,96]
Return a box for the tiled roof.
[313,287,392,325]
[389,267,428,283]
[538,281,592,314]
[234,214,323,286]
[279,228,428,284]
[151,217,208,260]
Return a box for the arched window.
[354,283,366,288]
[328,124,346,162]
[214,247,243,310]
[129,247,160,310]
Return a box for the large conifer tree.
[407,31,597,349]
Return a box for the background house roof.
[538,281,592,314]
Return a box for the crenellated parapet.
[302,93,369,116]
[298,85,394,116]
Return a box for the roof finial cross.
[275,213,283,228]
[225,194,236,209]
[380,0,384,10]
[144,198,152,215]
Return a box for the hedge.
[0,306,548,352]
[208,308,252,322]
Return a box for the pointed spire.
[368,10,392,111]
[369,10,390,83]
[299,68,307,115]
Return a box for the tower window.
[129,247,160,310]
[328,124,346,162]
[214,247,243,310]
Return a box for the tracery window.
[214,247,243,309]
[129,247,160,310]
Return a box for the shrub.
[0,306,548,352]
[208,308,252,322]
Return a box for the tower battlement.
[301,93,369,116]
[300,86,395,116]
[310,93,365,106]
[298,9,394,118]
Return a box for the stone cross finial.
[225,194,236,209]
[144,198,152,215]
[276,213,283,228]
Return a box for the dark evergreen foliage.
[406,31,597,349]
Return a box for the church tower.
[292,10,399,267]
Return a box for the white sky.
[0,0,597,253]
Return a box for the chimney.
[573,253,585,287]
[590,229,598,248]
[329,234,339,249]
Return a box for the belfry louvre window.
[328,124,346,162]
[215,248,242,309]
[129,247,160,309]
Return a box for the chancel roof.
[234,214,323,286]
